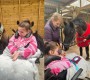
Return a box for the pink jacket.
[46,57,71,75]
[7,34,37,59]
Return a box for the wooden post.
[56,5,60,13]
[37,0,41,31]
[80,0,82,8]
[0,0,3,23]
[72,6,78,19]
[60,10,63,43]
[18,0,20,21]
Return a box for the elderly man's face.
[52,19,61,28]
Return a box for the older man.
[44,12,63,45]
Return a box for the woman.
[44,12,63,46]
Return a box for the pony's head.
[72,18,87,36]
[63,22,75,51]
[63,18,87,51]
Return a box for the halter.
[63,31,76,47]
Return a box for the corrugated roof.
[45,0,90,20]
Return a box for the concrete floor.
[66,45,90,59]
[37,57,44,80]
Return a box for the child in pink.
[8,20,37,61]
[45,41,71,75]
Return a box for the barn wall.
[0,0,44,37]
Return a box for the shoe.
[86,57,89,60]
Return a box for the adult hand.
[11,51,20,61]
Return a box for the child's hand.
[61,51,66,57]
[11,51,19,61]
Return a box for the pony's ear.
[12,29,16,33]
[69,22,74,28]
[35,30,38,34]
[31,21,34,27]
[33,30,38,35]
[64,22,67,26]
[17,21,20,25]
[3,29,5,33]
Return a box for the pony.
[0,47,40,80]
[63,21,75,51]
[0,21,42,80]
[63,18,90,60]
[0,23,9,54]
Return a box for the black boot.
[79,47,83,56]
[85,46,89,60]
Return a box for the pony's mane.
[72,18,87,31]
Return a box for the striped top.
[7,34,37,59]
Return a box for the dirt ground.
[38,45,90,80]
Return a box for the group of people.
[0,12,90,80]
[44,12,90,80]
[0,12,89,61]
[44,12,90,60]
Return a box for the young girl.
[44,41,71,75]
[7,19,37,61]
[45,41,88,80]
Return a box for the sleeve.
[44,27,52,42]
[62,58,71,68]
[7,35,18,54]
[18,36,37,59]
